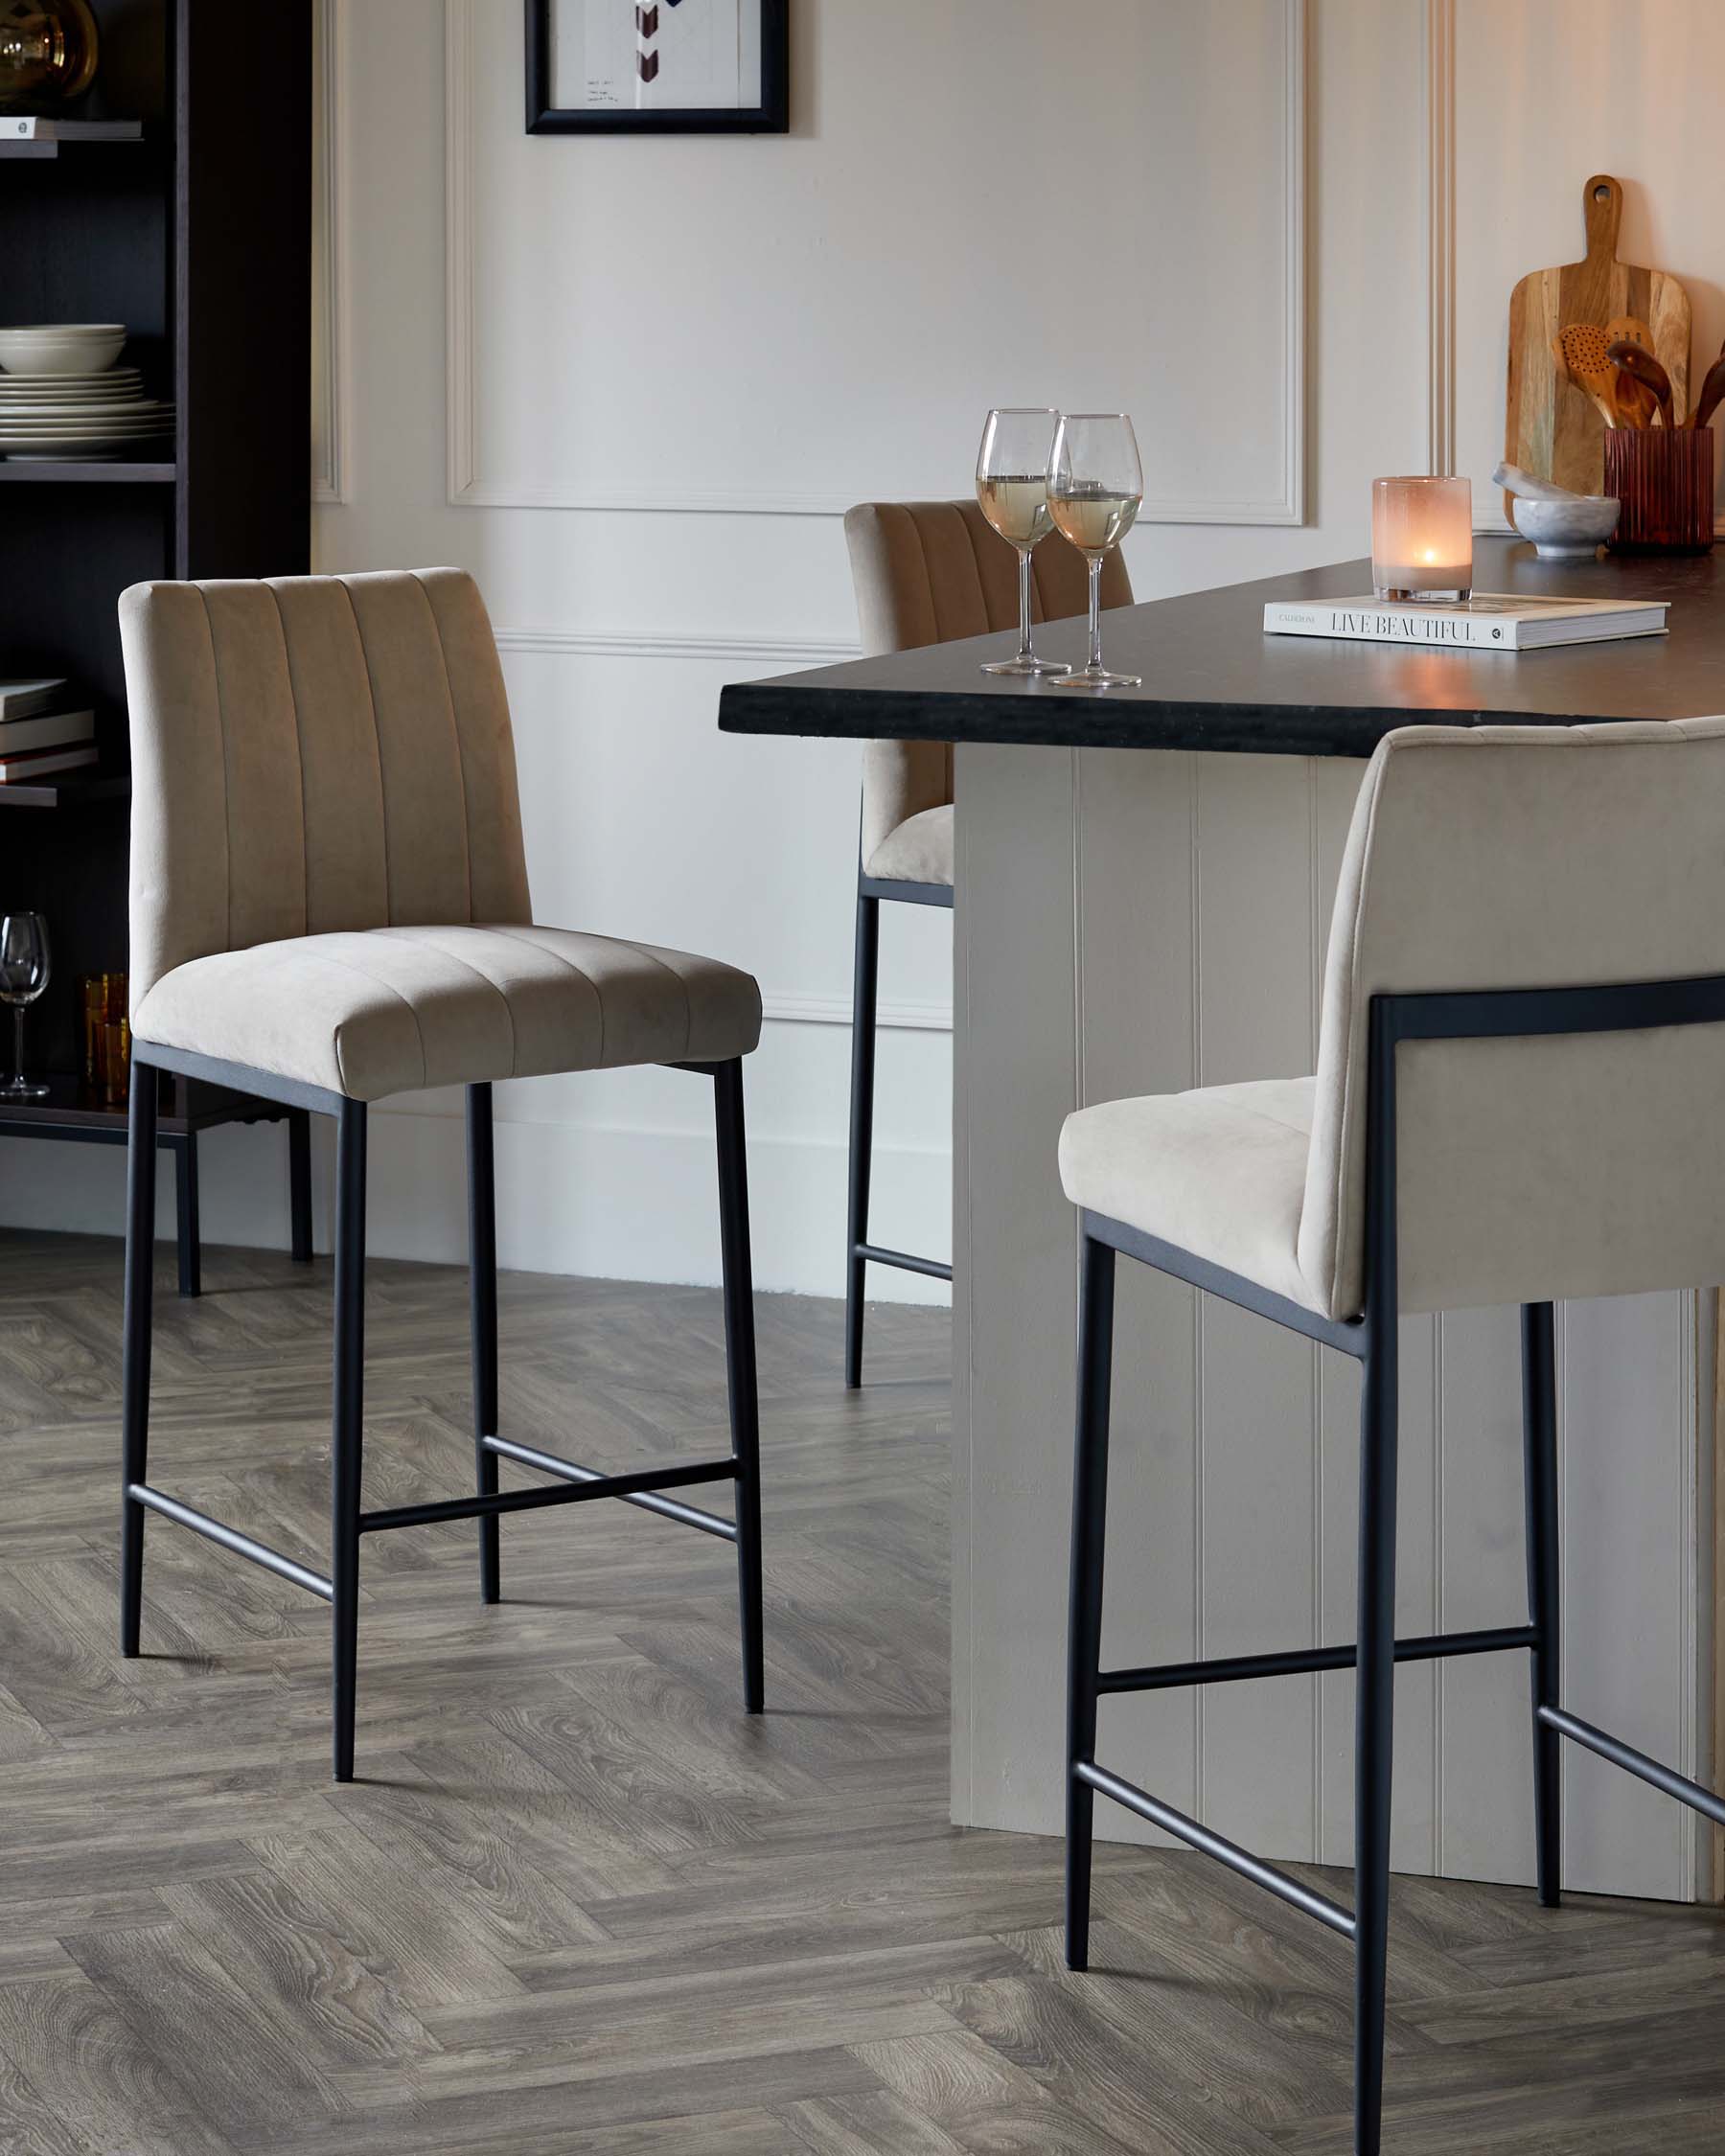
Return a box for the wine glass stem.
[1016,548,1035,663]
[1087,555,1104,673]
[12,1007,23,1087]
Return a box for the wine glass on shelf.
[975,407,1070,677]
[0,912,51,1100]
[1047,412,1142,689]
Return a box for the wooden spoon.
[1689,350,1725,430]
[1603,316,1660,423]
[1557,323,1622,428]
[1613,372,1659,428]
[1607,339,1674,426]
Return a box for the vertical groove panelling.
[1307,763,1322,1840]
[1190,767,1206,1827]
[1080,750,1200,1845]
[1677,1292,1697,1899]
[1195,757,1319,1862]
[1433,1312,1446,1874]
[954,745,1082,1835]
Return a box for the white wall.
[4,0,1722,1323]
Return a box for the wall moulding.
[492,625,859,666]
[444,0,1308,525]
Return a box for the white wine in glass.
[1048,413,1142,689]
[975,408,1070,677]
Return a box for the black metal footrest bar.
[853,1240,953,1283]
[1076,1760,1356,1938]
[1541,1706,1725,1829]
[1097,1624,1536,1696]
[483,1434,739,1543]
[129,1483,334,1600]
[359,1456,737,1536]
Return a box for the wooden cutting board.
[1505,173,1691,515]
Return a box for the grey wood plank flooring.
[0,1225,1720,2152]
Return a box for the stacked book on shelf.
[1,118,143,143]
[0,678,97,783]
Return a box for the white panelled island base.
[722,539,1724,1906]
[950,739,1705,1902]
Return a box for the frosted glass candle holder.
[1372,475,1472,602]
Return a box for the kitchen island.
[721,537,1721,1902]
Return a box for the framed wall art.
[526,0,789,134]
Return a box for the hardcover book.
[1,117,142,141]
[0,677,68,722]
[1262,593,1668,652]
[0,710,94,755]
[0,743,98,783]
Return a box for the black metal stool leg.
[121,1072,159,1657]
[469,1084,500,1605]
[331,1099,367,1782]
[714,1059,764,1712]
[1066,1231,1116,1971]
[288,1108,314,1263]
[844,887,880,1388]
[1353,1299,1399,2156]
[174,1129,200,1298]
[1522,1299,1562,1908]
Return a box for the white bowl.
[1510,494,1622,561]
[0,325,127,375]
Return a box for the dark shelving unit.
[0,0,312,1286]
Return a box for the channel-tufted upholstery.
[120,570,761,1101]
[844,501,1133,883]
[1061,718,1725,1319]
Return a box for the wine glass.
[1047,413,1143,689]
[0,912,51,1099]
[975,407,1070,677]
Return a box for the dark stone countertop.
[719,535,1725,758]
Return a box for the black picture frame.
[525,0,789,135]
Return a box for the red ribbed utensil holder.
[1604,427,1715,553]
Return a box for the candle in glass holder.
[1371,475,1472,602]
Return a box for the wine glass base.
[0,1079,50,1099]
[979,655,1072,677]
[1063,666,1142,690]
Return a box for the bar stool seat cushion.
[1059,1076,1319,1314]
[863,803,954,887]
[133,923,763,1103]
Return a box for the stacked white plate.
[0,364,174,462]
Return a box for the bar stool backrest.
[843,501,1132,868]
[1301,717,1725,1319]
[120,570,532,1010]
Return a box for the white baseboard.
[0,1112,952,1307]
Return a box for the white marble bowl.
[0,325,126,375]
[1511,493,1622,560]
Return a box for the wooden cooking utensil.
[1608,339,1674,426]
[1689,351,1725,430]
[1558,322,1624,429]
[1605,313,1654,353]
[1505,173,1692,512]
[1603,316,1659,425]
[1615,374,1659,428]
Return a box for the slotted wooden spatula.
[1505,173,1691,514]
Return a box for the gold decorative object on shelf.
[0,0,99,111]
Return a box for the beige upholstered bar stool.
[116,569,765,1780]
[840,499,1131,1383]
[1056,718,1725,2155]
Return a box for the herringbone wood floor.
[0,1226,1721,2154]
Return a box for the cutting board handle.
[1582,173,1623,266]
